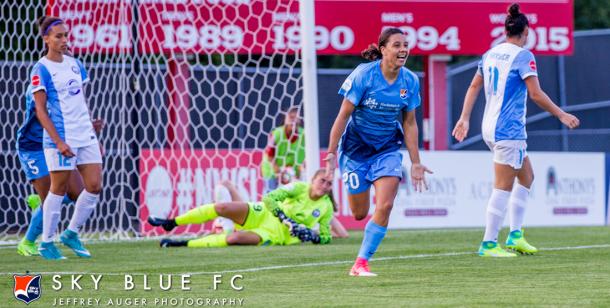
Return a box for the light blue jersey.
[338,60,421,162]
[479,43,538,142]
[16,85,49,181]
[30,56,97,149]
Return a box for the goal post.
[299,0,320,181]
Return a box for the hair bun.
[508,3,521,17]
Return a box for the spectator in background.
[261,107,305,193]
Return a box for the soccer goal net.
[0,0,307,242]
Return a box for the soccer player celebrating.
[31,16,104,260]
[148,169,335,248]
[452,3,580,257]
[325,28,431,276]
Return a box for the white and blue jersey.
[479,42,537,143]
[30,56,97,149]
[337,60,421,194]
[338,60,420,161]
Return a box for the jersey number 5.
[27,160,39,175]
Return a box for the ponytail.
[361,27,404,61]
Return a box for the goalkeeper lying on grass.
[148,169,335,247]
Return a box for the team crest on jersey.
[13,274,42,304]
[71,65,80,75]
[312,209,320,218]
[529,60,537,72]
[31,75,40,87]
[400,89,408,99]
[67,79,81,96]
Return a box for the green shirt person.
[261,107,306,192]
[148,169,336,248]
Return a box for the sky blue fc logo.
[13,274,42,305]
[400,89,408,99]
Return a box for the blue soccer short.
[18,150,49,181]
[339,150,403,194]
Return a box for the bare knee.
[375,203,394,217]
[519,172,534,188]
[214,202,229,215]
[354,212,368,221]
[50,184,68,196]
[86,185,102,195]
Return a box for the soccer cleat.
[60,230,91,258]
[39,241,66,260]
[17,238,39,256]
[506,230,538,255]
[349,260,377,277]
[148,217,177,232]
[26,194,42,211]
[478,241,517,257]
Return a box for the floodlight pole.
[299,0,320,181]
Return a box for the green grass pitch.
[1,226,609,307]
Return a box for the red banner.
[49,0,133,54]
[50,0,573,55]
[139,148,366,236]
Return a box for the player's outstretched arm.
[525,76,580,129]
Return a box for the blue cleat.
[39,241,66,260]
[60,230,91,258]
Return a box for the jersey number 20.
[342,172,360,190]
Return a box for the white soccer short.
[484,140,527,169]
[44,143,102,171]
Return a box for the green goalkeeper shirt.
[262,182,334,244]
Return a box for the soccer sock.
[42,192,64,242]
[357,220,387,261]
[483,189,511,242]
[175,203,217,226]
[187,234,228,248]
[25,207,43,242]
[67,190,99,233]
[509,183,529,232]
[25,195,75,242]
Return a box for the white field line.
[0,228,484,248]
[1,244,609,276]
